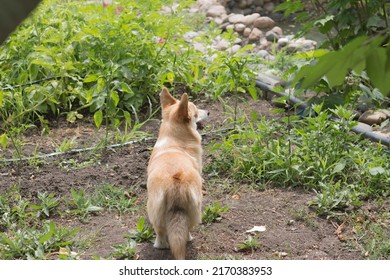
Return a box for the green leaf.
[293,36,369,89]
[94,110,103,128]
[136,217,145,232]
[0,133,8,149]
[66,111,83,123]
[39,222,55,243]
[369,167,385,176]
[83,74,99,83]
[271,108,286,114]
[366,48,390,95]
[247,86,258,100]
[274,0,304,17]
[0,90,3,106]
[166,72,175,84]
[332,161,346,173]
[43,208,50,217]
[110,91,119,107]
[314,15,334,34]
[120,82,133,95]
[366,15,382,28]
[123,110,132,127]
[385,45,390,72]
[292,48,329,59]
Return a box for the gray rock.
[254,0,264,5]
[228,13,245,24]
[359,110,388,125]
[264,2,275,13]
[248,28,263,42]
[206,4,227,18]
[265,31,279,42]
[255,6,263,14]
[183,31,199,41]
[271,26,283,36]
[234,23,246,33]
[193,42,206,53]
[220,22,230,31]
[227,44,242,53]
[226,24,235,31]
[260,40,271,50]
[242,13,260,26]
[277,37,289,47]
[300,39,317,51]
[237,0,247,9]
[243,27,252,37]
[215,39,230,51]
[213,17,224,25]
[221,14,229,23]
[257,49,269,58]
[286,42,300,53]
[287,39,317,52]
[234,38,243,45]
[253,16,275,30]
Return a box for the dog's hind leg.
[154,228,169,249]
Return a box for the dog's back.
[146,88,207,259]
[147,153,202,259]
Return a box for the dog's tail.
[167,208,189,260]
[165,170,200,260]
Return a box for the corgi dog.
[147,88,208,260]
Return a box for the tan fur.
[147,88,207,260]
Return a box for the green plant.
[68,188,103,221]
[0,0,211,132]
[55,138,76,153]
[351,211,390,259]
[0,185,36,229]
[237,235,261,253]
[275,1,390,104]
[31,192,60,218]
[111,238,137,260]
[292,35,390,98]
[92,184,137,215]
[276,0,390,50]
[208,47,258,101]
[58,157,99,170]
[57,247,80,260]
[309,181,363,217]
[207,106,389,215]
[131,216,154,243]
[202,201,230,225]
[0,124,35,162]
[0,220,78,260]
[289,208,317,229]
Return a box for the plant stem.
[383,3,389,28]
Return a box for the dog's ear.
[178,93,190,122]
[160,88,176,109]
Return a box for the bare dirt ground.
[0,94,364,260]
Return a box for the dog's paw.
[188,234,194,242]
[154,238,169,249]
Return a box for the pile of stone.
[218,0,281,15]
[191,0,317,58]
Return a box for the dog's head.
[160,88,208,130]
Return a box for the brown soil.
[0,95,363,260]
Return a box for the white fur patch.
[154,138,168,148]
[155,189,165,205]
[154,237,169,249]
[190,188,200,206]
[197,109,209,122]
